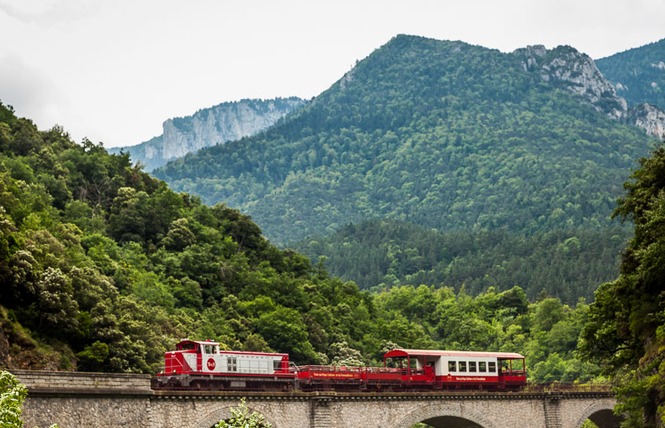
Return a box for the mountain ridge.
[110,97,307,171]
[596,38,665,112]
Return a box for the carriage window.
[479,361,487,372]
[458,361,467,372]
[469,361,477,372]
[488,362,496,372]
[448,361,457,372]
[227,357,237,372]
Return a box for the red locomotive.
[155,339,527,391]
[157,339,295,390]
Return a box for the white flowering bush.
[214,398,272,428]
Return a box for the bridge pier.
[544,394,562,427]
[13,371,620,428]
[311,398,332,428]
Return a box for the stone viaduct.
[13,370,620,428]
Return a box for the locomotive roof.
[178,338,220,346]
[176,339,288,357]
[384,349,525,359]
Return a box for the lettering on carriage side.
[311,372,357,378]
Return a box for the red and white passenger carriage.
[296,349,526,391]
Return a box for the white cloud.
[0,0,105,26]
[0,53,65,131]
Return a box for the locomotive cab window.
[448,361,457,372]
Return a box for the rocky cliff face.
[629,103,665,138]
[515,45,665,140]
[112,97,307,171]
[516,45,628,119]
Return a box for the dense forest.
[0,100,600,384]
[295,220,628,303]
[596,38,665,111]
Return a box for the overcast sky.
[1,0,663,148]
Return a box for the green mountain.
[153,36,657,302]
[156,36,654,245]
[596,38,665,111]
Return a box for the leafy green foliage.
[581,145,665,426]
[214,398,272,428]
[0,370,27,427]
[596,38,665,110]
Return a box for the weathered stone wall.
[22,396,150,428]
[560,396,621,428]
[150,395,312,428]
[325,396,543,428]
[12,370,153,428]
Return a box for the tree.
[214,398,272,428]
[0,371,27,427]
[580,146,665,427]
[329,341,365,366]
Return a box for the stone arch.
[391,402,500,428]
[194,402,280,428]
[572,401,621,428]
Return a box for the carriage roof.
[383,349,525,359]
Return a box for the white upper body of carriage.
[391,349,523,378]
[182,342,285,374]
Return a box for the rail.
[524,382,613,393]
[296,365,405,374]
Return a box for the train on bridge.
[154,339,527,392]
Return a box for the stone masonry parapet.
[11,370,153,396]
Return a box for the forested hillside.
[295,220,627,303]
[0,100,599,382]
[154,35,656,301]
[596,38,665,111]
